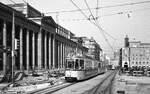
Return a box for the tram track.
[27,71,116,94]
[27,82,76,94]
[83,70,117,94]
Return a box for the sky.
[1,0,150,58]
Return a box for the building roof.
[8,3,42,18]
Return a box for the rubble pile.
[0,70,65,94]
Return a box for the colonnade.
[0,18,78,74]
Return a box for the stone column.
[53,34,55,69]
[48,34,51,69]
[26,30,29,71]
[64,44,66,68]
[37,31,42,69]
[62,43,65,68]
[60,42,63,68]
[57,41,60,69]
[44,32,47,69]
[66,45,69,57]
[3,20,7,74]
[19,28,23,71]
[32,32,35,70]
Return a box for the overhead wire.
[84,0,115,51]
[45,0,150,14]
[21,0,27,3]
[84,0,116,41]
[70,0,89,19]
[8,0,16,4]
[98,0,150,9]
[70,0,115,51]
[59,6,150,21]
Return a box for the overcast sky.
[1,0,150,58]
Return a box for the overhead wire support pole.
[12,11,15,84]
[56,12,59,24]
[96,0,99,19]
[8,0,16,84]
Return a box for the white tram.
[65,54,106,81]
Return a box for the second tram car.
[65,54,106,81]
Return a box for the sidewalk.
[112,72,150,94]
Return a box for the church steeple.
[125,35,129,47]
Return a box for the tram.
[65,54,106,81]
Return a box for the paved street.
[52,71,114,94]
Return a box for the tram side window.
[67,60,74,68]
[75,59,79,69]
[80,60,84,69]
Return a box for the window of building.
[136,62,138,64]
[139,62,141,64]
[132,62,134,64]
[147,62,149,64]
[143,62,145,64]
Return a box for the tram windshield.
[80,60,84,69]
[66,60,74,69]
[75,59,84,69]
[66,59,84,69]
[75,59,79,69]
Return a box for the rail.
[83,70,117,94]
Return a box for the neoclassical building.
[0,2,88,74]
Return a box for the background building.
[121,35,150,68]
[81,37,102,61]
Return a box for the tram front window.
[80,60,84,69]
[67,60,74,69]
[75,59,79,69]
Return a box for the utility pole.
[56,12,59,24]
[12,11,15,84]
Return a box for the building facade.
[122,36,150,68]
[81,37,102,61]
[0,2,88,74]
